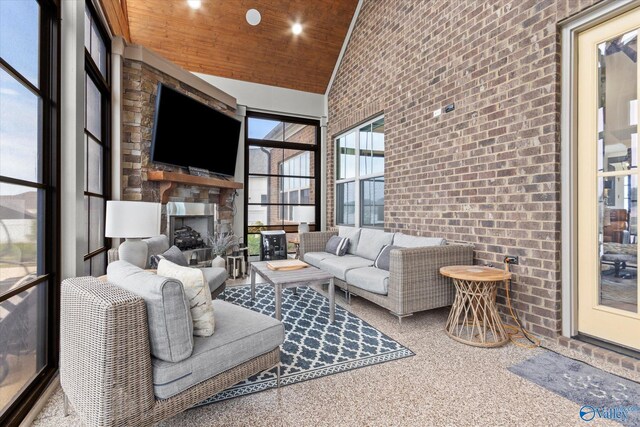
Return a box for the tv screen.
[150,83,241,177]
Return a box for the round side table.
[440,265,511,348]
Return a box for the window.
[245,112,321,256]
[335,116,384,227]
[0,0,59,423]
[83,2,110,276]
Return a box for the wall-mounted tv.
[150,83,242,177]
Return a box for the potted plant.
[208,232,238,268]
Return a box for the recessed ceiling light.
[246,9,261,26]
[292,23,302,35]
[187,0,201,10]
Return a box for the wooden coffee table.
[250,261,335,322]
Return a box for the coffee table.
[250,261,335,322]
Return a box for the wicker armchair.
[300,230,474,322]
[60,276,280,426]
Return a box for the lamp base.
[118,238,148,269]
[298,223,310,234]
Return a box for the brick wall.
[327,0,603,338]
[121,59,237,228]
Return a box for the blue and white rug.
[194,284,414,407]
[509,351,640,426]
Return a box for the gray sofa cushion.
[107,260,194,363]
[354,228,394,261]
[393,233,445,248]
[319,255,373,281]
[152,299,284,399]
[345,267,390,295]
[201,266,228,294]
[338,226,361,255]
[144,235,171,257]
[304,251,337,268]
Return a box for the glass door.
[577,7,640,351]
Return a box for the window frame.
[0,0,60,424]
[82,0,111,276]
[244,111,321,256]
[335,115,385,228]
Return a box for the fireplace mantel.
[147,170,243,204]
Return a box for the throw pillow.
[157,259,215,336]
[325,235,349,256]
[150,245,188,269]
[374,245,400,271]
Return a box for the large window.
[336,116,384,227]
[0,0,59,423]
[245,112,321,256]
[83,2,110,276]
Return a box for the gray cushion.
[107,260,194,363]
[354,228,394,261]
[338,226,361,255]
[304,251,337,268]
[393,233,445,248]
[200,267,228,294]
[325,235,349,256]
[152,299,284,399]
[144,235,171,258]
[319,255,373,281]
[345,267,390,295]
[374,245,399,271]
[159,245,189,267]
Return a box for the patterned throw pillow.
[374,245,400,271]
[325,235,349,256]
[157,259,215,336]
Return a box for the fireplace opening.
[166,202,217,253]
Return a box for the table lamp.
[105,201,161,268]
[292,206,315,234]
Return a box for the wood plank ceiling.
[124,0,359,94]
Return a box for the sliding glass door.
[0,0,59,423]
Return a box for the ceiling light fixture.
[292,23,302,35]
[246,9,261,26]
[187,0,201,10]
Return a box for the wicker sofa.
[300,227,473,322]
[60,266,283,426]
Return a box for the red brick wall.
[327,0,604,338]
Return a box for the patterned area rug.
[193,284,414,407]
[509,351,640,426]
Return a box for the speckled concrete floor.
[32,282,627,427]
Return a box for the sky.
[0,0,41,195]
[248,117,280,139]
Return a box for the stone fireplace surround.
[119,43,241,253]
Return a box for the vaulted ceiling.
[101,0,358,94]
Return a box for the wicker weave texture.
[299,231,474,317]
[61,277,280,426]
[61,277,155,426]
[299,231,337,258]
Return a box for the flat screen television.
[150,83,242,177]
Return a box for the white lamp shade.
[105,201,161,238]
[292,206,315,224]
